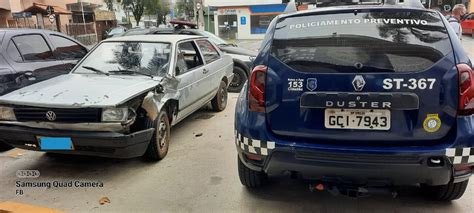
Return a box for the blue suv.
[235,1,474,200]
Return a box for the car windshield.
[199,31,228,45]
[74,41,171,77]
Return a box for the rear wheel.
[228,66,247,93]
[238,155,266,188]
[211,80,228,112]
[0,141,13,152]
[143,111,170,161]
[422,180,469,201]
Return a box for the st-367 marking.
[383,78,436,90]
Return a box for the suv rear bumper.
[237,146,471,186]
[0,125,154,159]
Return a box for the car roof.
[280,4,431,19]
[0,28,62,34]
[105,34,205,43]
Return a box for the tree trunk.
[156,11,161,27]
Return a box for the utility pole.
[195,0,204,30]
[80,0,87,35]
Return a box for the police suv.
[234,1,474,200]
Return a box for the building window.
[250,15,277,34]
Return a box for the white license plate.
[324,109,391,130]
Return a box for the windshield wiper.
[109,69,153,78]
[82,66,109,75]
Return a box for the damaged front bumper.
[0,125,154,158]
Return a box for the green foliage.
[122,0,170,26]
[174,0,193,19]
[144,0,170,25]
[103,0,114,11]
[121,0,146,26]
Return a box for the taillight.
[458,64,474,115]
[248,65,267,112]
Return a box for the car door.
[5,33,68,87]
[174,40,207,119]
[195,39,222,95]
[48,33,88,70]
[461,13,474,34]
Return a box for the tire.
[422,180,469,201]
[238,155,266,188]
[228,66,247,93]
[143,111,170,161]
[0,141,13,152]
[211,80,228,112]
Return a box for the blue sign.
[39,137,73,150]
[240,16,246,25]
[12,12,32,18]
[170,9,174,19]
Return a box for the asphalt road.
[0,93,473,212]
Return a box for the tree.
[145,0,169,25]
[103,0,114,11]
[121,0,146,26]
[174,0,193,20]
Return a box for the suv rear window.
[271,10,452,73]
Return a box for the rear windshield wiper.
[82,66,109,76]
[109,69,153,78]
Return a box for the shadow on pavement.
[239,175,462,212]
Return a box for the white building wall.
[214,7,266,40]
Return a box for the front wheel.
[228,66,247,93]
[143,111,170,161]
[422,180,469,201]
[211,80,228,112]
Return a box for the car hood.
[219,45,257,57]
[0,74,161,108]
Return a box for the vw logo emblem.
[352,75,366,92]
[45,111,57,121]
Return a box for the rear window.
[271,10,452,73]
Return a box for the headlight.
[0,106,16,121]
[101,108,128,122]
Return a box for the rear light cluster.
[248,65,267,112]
[458,64,474,115]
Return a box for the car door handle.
[203,68,209,74]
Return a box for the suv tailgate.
[265,8,458,144]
